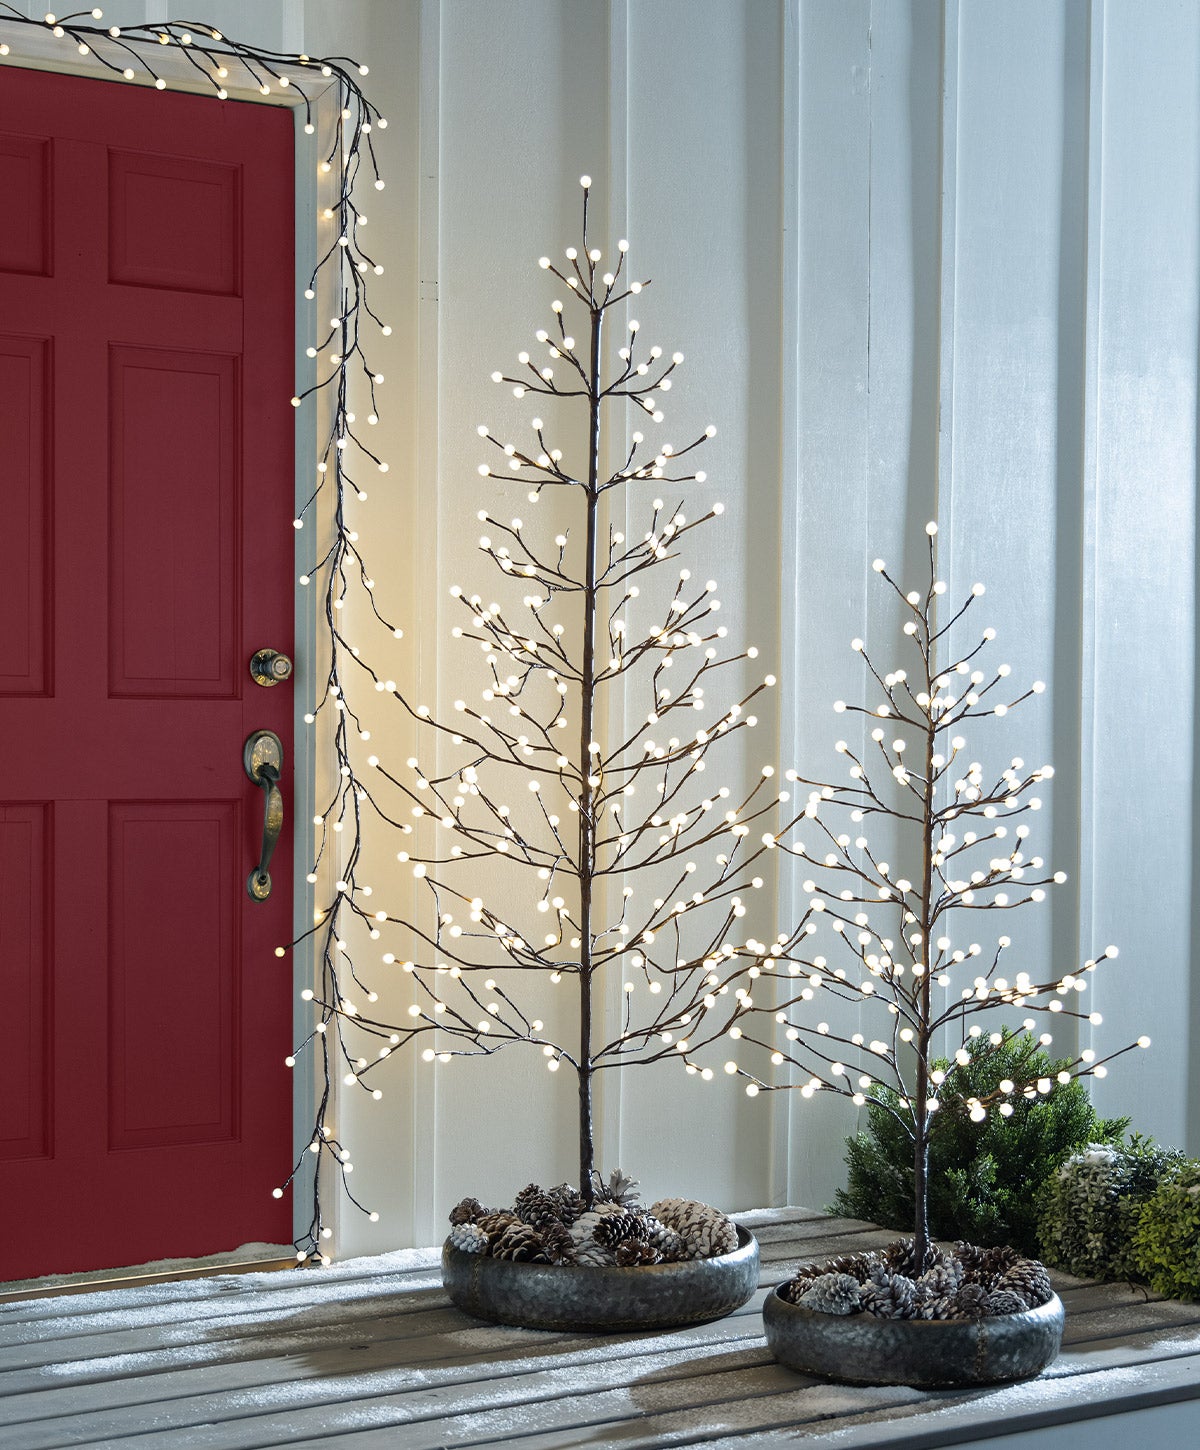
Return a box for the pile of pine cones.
[778,1239,1054,1321]
[446,1169,740,1268]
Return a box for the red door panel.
[0,65,295,1279]
[0,334,51,696]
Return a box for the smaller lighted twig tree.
[727,524,1147,1271]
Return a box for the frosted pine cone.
[648,1198,738,1259]
[541,1221,577,1266]
[917,1253,964,1300]
[574,1236,616,1267]
[956,1242,1021,1285]
[999,1259,1052,1309]
[593,1212,649,1253]
[799,1272,861,1315]
[593,1168,641,1207]
[548,1183,586,1226]
[516,1190,568,1232]
[513,1183,548,1219]
[448,1196,487,1226]
[985,1289,1031,1317]
[642,1216,689,1263]
[952,1281,991,1318]
[616,1240,663,1267]
[568,1210,615,1266]
[883,1238,935,1278]
[824,1251,881,1280]
[860,1267,919,1320]
[491,1222,550,1262]
[569,1210,606,1244]
[476,1211,519,1243]
[778,1275,817,1305]
[448,1221,488,1254]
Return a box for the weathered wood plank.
[0,1297,769,1437]
[0,1249,443,1326]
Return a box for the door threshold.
[0,1246,296,1303]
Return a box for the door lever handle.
[244,730,284,901]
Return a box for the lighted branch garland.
[721,524,1147,1271]
[281,177,822,1245]
[0,10,397,1261]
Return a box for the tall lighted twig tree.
[282,178,809,1233]
[728,524,1146,1270]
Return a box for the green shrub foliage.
[831,1032,1127,1256]
[1036,1137,1185,1281]
[1131,1160,1200,1300]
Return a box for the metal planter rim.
[442,1222,760,1333]
[763,1282,1066,1387]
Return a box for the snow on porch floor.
[0,1208,1199,1449]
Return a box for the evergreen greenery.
[831,1031,1127,1255]
[1131,1159,1200,1300]
[1036,1137,1185,1281]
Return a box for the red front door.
[0,66,296,1279]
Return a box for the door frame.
[0,19,335,1251]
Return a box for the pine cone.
[574,1236,616,1267]
[517,1190,569,1232]
[916,1253,964,1300]
[956,1241,1021,1286]
[541,1221,577,1266]
[491,1222,550,1262]
[925,1293,964,1321]
[593,1211,649,1252]
[548,1183,587,1226]
[883,1237,936,1278]
[648,1198,738,1259]
[999,1258,1052,1309]
[952,1281,991,1318]
[823,1251,881,1280]
[642,1216,689,1263]
[513,1183,547,1218]
[476,1211,519,1242]
[778,1275,817,1305]
[799,1272,861,1315]
[616,1240,663,1267]
[860,1267,919,1320]
[448,1196,487,1226]
[568,1210,609,1252]
[448,1221,488,1254]
[593,1168,641,1207]
[985,1289,1030,1317]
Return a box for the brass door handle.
[244,730,284,901]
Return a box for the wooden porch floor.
[2,1208,1199,1448]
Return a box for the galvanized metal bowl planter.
[762,1285,1065,1388]
[442,1224,760,1332]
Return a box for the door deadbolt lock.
[250,648,293,687]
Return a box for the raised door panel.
[108,149,241,297]
[0,335,51,696]
[108,345,239,698]
[0,132,50,276]
[108,801,239,1150]
[0,803,52,1162]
